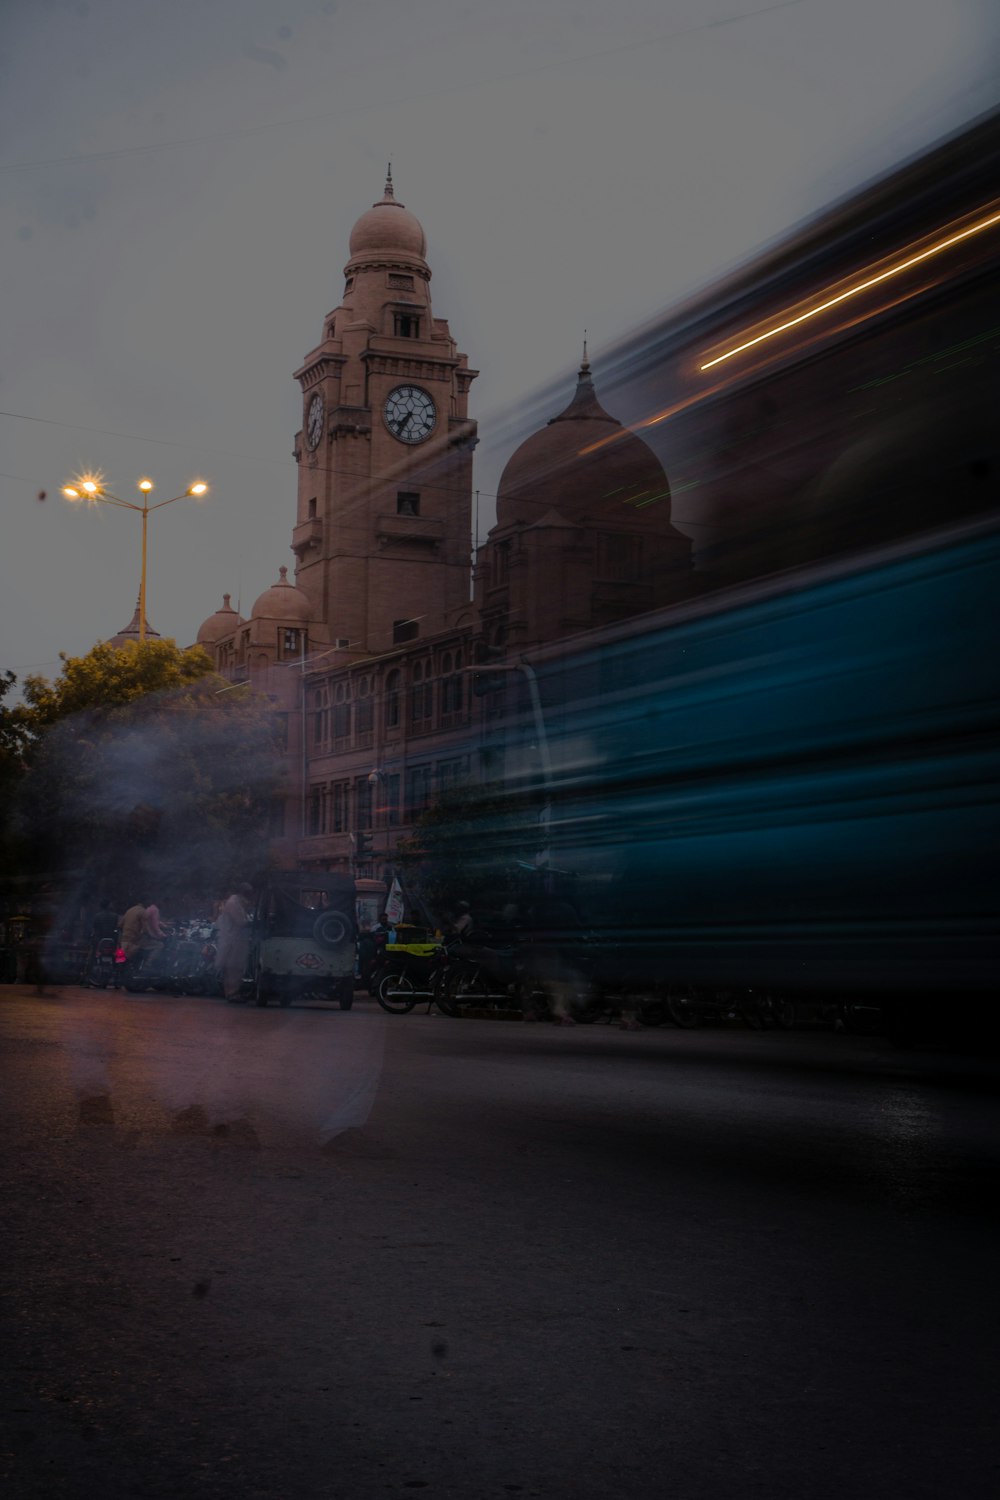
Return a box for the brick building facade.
[193,174,691,879]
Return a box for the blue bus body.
[507,519,1000,995]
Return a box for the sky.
[2,0,998,685]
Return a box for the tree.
[19,638,215,737]
[0,671,32,894]
[14,641,285,909]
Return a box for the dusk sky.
[3,0,997,684]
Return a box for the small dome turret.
[196,593,242,646]
[251,566,311,623]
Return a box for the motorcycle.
[666,988,778,1029]
[445,929,530,1014]
[85,936,123,989]
[371,937,461,1015]
[124,922,219,996]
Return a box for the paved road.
[2,986,998,1499]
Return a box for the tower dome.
[251,566,311,623]
[196,593,242,646]
[348,168,427,262]
[496,353,672,530]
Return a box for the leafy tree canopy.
[20,638,214,737]
[12,640,285,910]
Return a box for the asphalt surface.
[2,985,998,1499]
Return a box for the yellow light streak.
[699,203,1000,372]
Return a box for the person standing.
[357,920,378,992]
[86,899,120,989]
[452,901,474,939]
[216,883,253,1002]
[143,899,167,952]
[120,897,150,965]
[25,884,58,996]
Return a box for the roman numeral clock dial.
[383,385,436,444]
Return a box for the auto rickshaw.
[246,871,357,1008]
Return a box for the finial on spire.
[384,162,395,199]
[581,329,590,374]
[278,565,289,584]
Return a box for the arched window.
[385,669,401,731]
[355,675,374,737]
[411,659,433,727]
[313,684,331,748]
[333,681,352,742]
[440,650,464,718]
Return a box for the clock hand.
[394,412,413,434]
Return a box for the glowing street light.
[61,474,209,643]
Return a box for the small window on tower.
[307,498,317,519]
[396,492,420,516]
[393,312,421,339]
[345,276,354,292]
[393,619,419,644]
[283,628,301,656]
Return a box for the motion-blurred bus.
[465,110,1000,1012]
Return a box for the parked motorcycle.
[666,988,778,1028]
[445,930,530,1014]
[85,936,123,989]
[124,922,219,996]
[372,938,461,1015]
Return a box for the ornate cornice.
[295,354,347,390]
[344,256,432,282]
[364,353,455,380]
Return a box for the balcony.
[376,513,444,549]
[292,517,323,557]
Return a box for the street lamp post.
[61,475,208,643]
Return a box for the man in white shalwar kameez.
[216,884,253,1000]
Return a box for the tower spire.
[581,329,590,375]
[384,161,394,200]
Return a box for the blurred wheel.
[840,1000,883,1035]
[774,998,797,1029]
[377,970,417,1014]
[667,992,701,1028]
[433,969,461,1017]
[449,969,489,1007]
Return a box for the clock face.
[306,393,324,450]
[384,385,436,444]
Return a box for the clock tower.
[291,171,478,655]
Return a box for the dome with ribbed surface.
[496,356,671,529]
[251,567,311,623]
[348,170,427,261]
